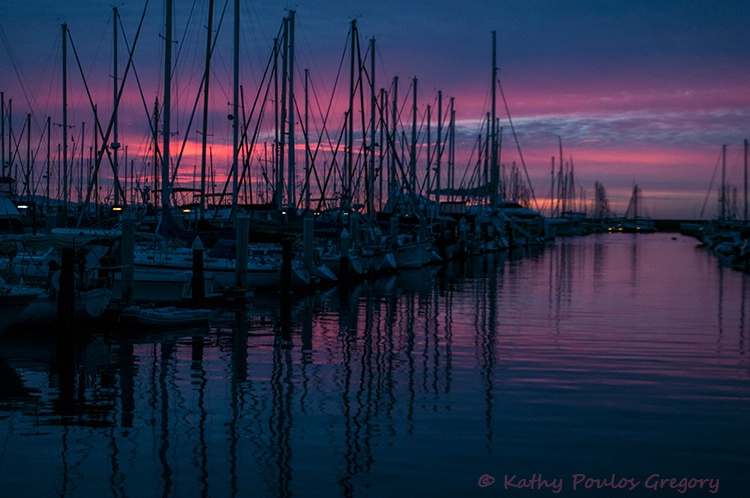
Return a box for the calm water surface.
[1,233,748,497]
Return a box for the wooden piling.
[192,236,205,307]
[121,208,136,305]
[458,217,468,258]
[57,246,75,333]
[235,211,249,289]
[281,237,293,295]
[279,237,294,348]
[390,214,399,250]
[54,246,76,413]
[339,228,350,285]
[303,212,314,270]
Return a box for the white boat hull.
[113,268,218,303]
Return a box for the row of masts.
[6,6,749,228]
[717,140,750,222]
[2,6,533,228]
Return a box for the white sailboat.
[132,242,312,291]
[620,184,656,233]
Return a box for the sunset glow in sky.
[1,0,748,218]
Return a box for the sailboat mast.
[634,184,639,220]
[304,68,310,210]
[484,113,490,186]
[62,23,69,220]
[449,97,455,196]
[231,0,239,208]
[162,1,173,211]
[152,99,159,207]
[346,19,356,212]
[278,17,288,211]
[46,116,51,208]
[436,90,442,207]
[94,105,99,214]
[569,157,576,213]
[287,10,296,211]
[744,138,748,222]
[410,77,417,210]
[80,122,85,204]
[200,0,214,219]
[379,87,386,212]
[389,76,398,210]
[272,37,279,208]
[720,144,726,220]
[557,136,564,216]
[24,114,30,199]
[1,92,4,176]
[112,7,121,206]
[368,37,376,217]
[490,30,499,210]
[426,103,431,211]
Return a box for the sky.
[1,0,749,219]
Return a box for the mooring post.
[57,246,76,334]
[56,245,76,411]
[390,214,399,251]
[281,237,293,295]
[121,208,136,305]
[351,213,359,246]
[278,237,294,348]
[458,217,468,258]
[192,236,205,307]
[235,211,249,289]
[339,228,350,285]
[303,212,314,271]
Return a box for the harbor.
[1,3,749,331]
[1,2,750,496]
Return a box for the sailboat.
[619,184,656,233]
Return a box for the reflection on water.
[0,233,749,497]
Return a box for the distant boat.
[619,184,656,233]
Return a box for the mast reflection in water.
[0,233,748,497]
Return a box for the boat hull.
[0,286,43,334]
[113,269,218,303]
[14,287,112,326]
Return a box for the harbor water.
[1,232,749,497]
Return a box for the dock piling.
[192,236,205,307]
[235,212,249,289]
[121,209,136,305]
[339,228,350,285]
